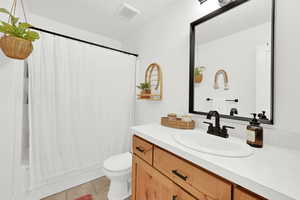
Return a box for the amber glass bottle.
[246,113,263,148]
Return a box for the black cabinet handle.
[136,146,145,153]
[172,170,188,181]
[225,99,239,102]
[172,195,178,200]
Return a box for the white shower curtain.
[28,32,136,189]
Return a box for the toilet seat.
[103,152,132,173]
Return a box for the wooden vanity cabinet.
[234,186,266,200]
[132,135,267,200]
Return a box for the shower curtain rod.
[30,27,139,57]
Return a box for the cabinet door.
[234,187,266,200]
[132,155,196,200]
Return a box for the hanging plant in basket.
[0,2,40,60]
[194,66,205,83]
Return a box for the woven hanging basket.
[0,35,33,60]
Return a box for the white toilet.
[103,152,132,200]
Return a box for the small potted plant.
[194,66,205,83]
[137,82,151,99]
[0,8,40,60]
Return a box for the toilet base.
[107,177,131,200]
[108,194,130,200]
[105,170,131,200]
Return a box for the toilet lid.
[103,152,132,172]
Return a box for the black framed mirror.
[189,0,275,124]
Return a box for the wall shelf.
[137,63,163,101]
[137,94,162,101]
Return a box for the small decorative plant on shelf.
[0,8,40,60]
[194,66,205,83]
[137,82,151,99]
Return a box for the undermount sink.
[173,132,254,158]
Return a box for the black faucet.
[203,111,235,138]
[258,111,268,120]
[230,108,238,116]
[207,111,221,129]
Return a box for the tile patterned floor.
[42,176,110,200]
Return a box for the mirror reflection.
[192,0,273,121]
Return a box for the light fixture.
[118,3,141,20]
[198,0,208,4]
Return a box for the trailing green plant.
[194,66,205,76]
[0,8,39,41]
[137,82,151,91]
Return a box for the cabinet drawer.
[154,146,232,200]
[133,155,196,200]
[234,187,266,200]
[133,136,153,165]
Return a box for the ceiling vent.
[118,3,140,20]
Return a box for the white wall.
[123,0,300,148]
[123,0,226,124]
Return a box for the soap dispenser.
[246,113,263,148]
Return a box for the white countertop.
[131,124,300,200]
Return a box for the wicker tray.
[161,117,195,130]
